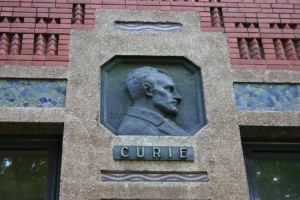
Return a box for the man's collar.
[126,106,165,126]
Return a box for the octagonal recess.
[100,56,206,136]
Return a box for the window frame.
[0,137,62,200]
[243,142,300,200]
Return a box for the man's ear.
[143,83,153,97]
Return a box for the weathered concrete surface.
[63,10,248,200]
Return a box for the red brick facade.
[0,0,299,70]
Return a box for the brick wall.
[0,0,299,70]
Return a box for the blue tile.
[234,83,300,112]
[0,79,66,108]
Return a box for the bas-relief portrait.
[100,56,206,136]
[117,67,189,136]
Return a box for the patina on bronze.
[117,66,189,136]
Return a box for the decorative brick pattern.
[101,171,208,183]
[236,23,259,29]
[34,34,47,55]
[248,38,264,60]
[210,7,223,28]
[234,83,300,112]
[238,38,251,59]
[274,39,300,60]
[0,17,24,23]
[46,34,58,56]
[0,33,10,55]
[0,79,66,108]
[72,4,85,25]
[284,39,298,60]
[34,34,59,56]
[0,33,22,55]
[295,40,300,59]
[274,39,286,60]
[0,0,299,70]
[271,23,300,29]
[36,18,60,25]
[238,38,264,60]
[9,34,22,55]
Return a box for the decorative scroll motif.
[234,83,300,112]
[115,22,182,32]
[0,79,66,108]
[101,171,208,182]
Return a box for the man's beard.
[153,99,178,116]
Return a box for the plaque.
[100,56,206,136]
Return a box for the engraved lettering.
[114,146,194,161]
[137,146,145,158]
[121,146,129,157]
[180,147,187,159]
[153,147,161,158]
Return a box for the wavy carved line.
[101,172,208,182]
[115,24,181,32]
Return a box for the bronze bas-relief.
[117,67,189,136]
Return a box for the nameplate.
[113,146,194,161]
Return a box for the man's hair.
[126,66,168,101]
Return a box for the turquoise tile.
[234,83,300,112]
[0,79,66,108]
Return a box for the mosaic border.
[0,79,67,108]
[234,83,300,112]
[101,171,208,183]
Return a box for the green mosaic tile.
[234,83,300,112]
[0,79,66,108]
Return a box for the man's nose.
[173,90,182,103]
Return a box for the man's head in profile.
[126,66,182,117]
[117,66,189,136]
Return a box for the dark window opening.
[243,143,300,200]
[0,134,62,200]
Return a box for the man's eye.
[165,86,173,92]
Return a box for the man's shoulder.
[117,115,159,135]
[117,106,189,136]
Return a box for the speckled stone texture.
[1,9,299,200]
[63,10,249,199]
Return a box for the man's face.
[151,73,182,116]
